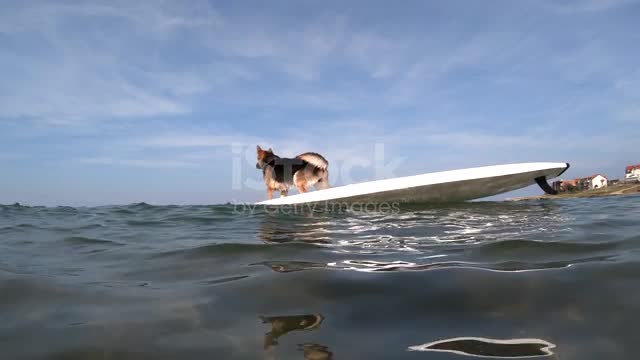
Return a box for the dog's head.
[256,145,274,169]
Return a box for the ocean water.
[1,196,639,360]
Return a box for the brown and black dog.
[256,145,330,199]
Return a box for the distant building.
[579,174,608,190]
[625,164,640,181]
[554,175,608,193]
[553,179,578,192]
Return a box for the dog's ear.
[256,145,262,152]
[267,147,273,153]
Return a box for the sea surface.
[1,196,640,360]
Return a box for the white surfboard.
[257,162,569,205]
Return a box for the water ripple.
[1,198,639,358]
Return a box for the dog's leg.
[280,189,288,198]
[267,188,273,200]
[293,172,308,194]
[314,170,330,190]
[314,178,329,190]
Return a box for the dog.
[256,145,330,199]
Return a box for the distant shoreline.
[508,183,640,201]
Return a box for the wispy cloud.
[3,0,634,124]
[141,134,264,148]
[1,0,639,204]
[79,157,197,168]
[0,1,221,122]
[543,0,638,13]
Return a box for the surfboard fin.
[535,176,558,195]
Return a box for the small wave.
[198,275,249,285]
[0,223,42,233]
[152,242,318,259]
[107,203,159,215]
[129,202,155,208]
[472,239,621,255]
[326,256,612,273]
[125,220,168,227]
[252,261,327,273]
[63,236,123,246]
[159,215,229,225]
[53,206,78,213]
[110,208,137,215]
[50,223,106,232]
[0,202,32,209]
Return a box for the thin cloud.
[79,157,197,168]
[140,134,264,148]
[543,0,638,13]
[0,1,219,122]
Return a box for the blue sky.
[1,0,639,206]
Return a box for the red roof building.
[626,164,640,172]
[626,164,640,180]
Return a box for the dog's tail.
[296,152,328,169]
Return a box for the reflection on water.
[408,337,556,358]
[299,343,333,359]
[261,314,331,359]
[258,213,332,244]
[256,256,610,274]
[261,314,324,348]
[329,257,612,273]
[254,261,328,273]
